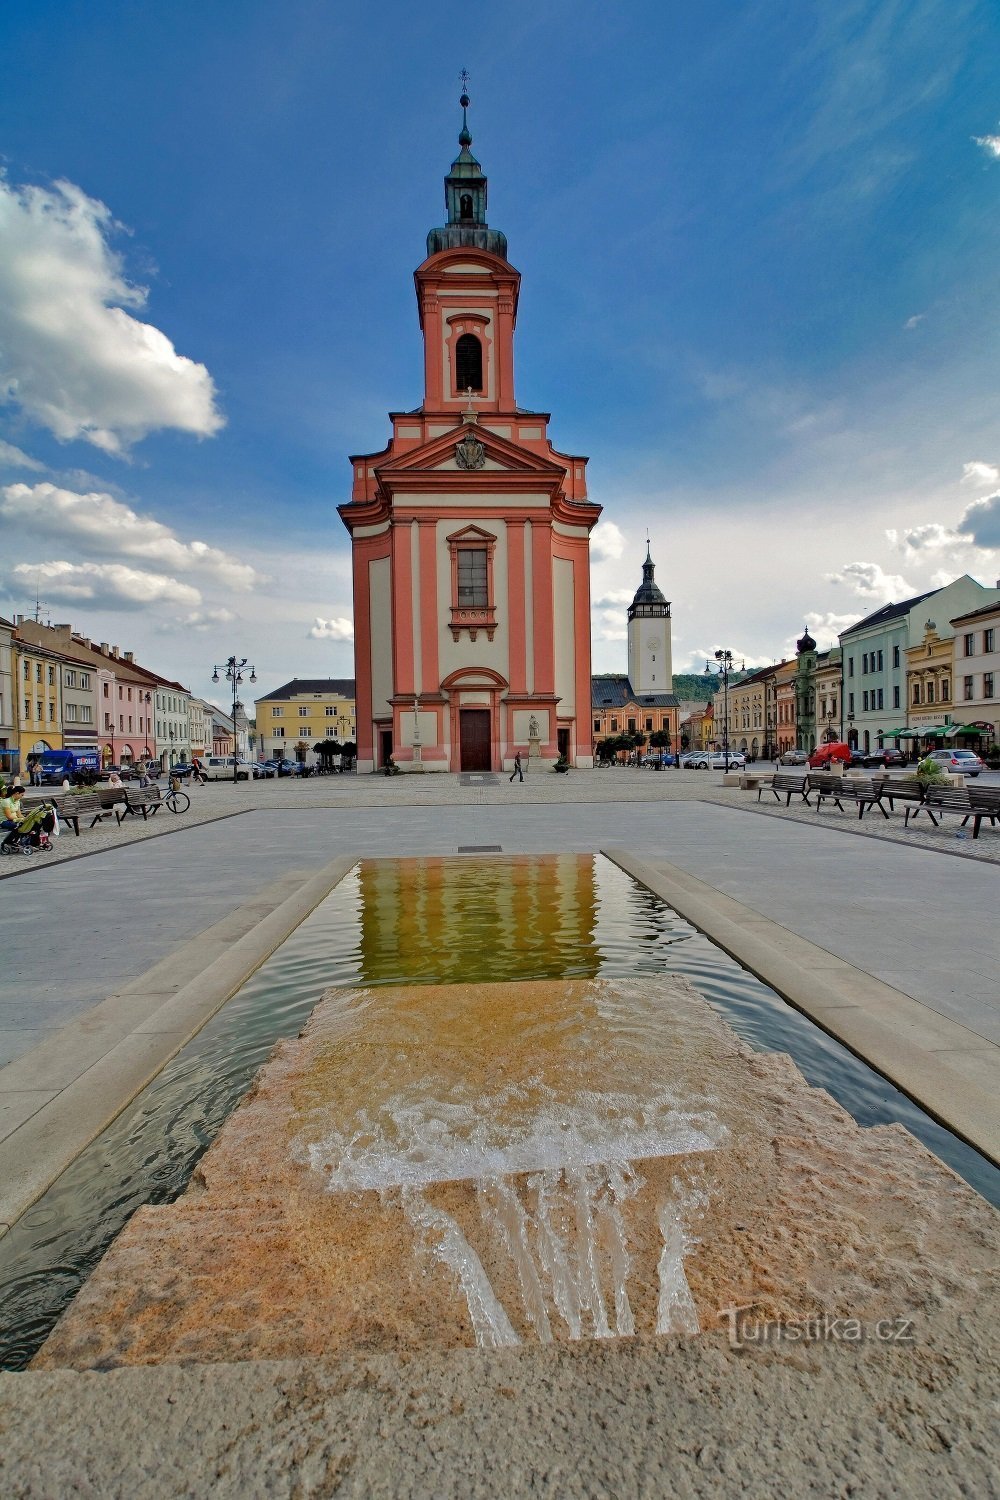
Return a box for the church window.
[457,547,488,607]
[459,193,473,220]
[455,334,483,392]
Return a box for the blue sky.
[2,0,1000,702]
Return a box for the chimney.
[15,614,25,625]
[111,645,119,659]
[76,636,91,649]
[123,651,133,663]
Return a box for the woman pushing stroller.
[1,786,57,855]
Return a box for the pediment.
[376,423,567,481]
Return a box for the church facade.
[339,94,601,773]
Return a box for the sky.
[2,0,1000,704]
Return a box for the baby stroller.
[1,801,57,856]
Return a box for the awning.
[955,723,993,735]
[919,725,949,736]
[883,728,907,737]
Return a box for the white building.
[950,599,1000,752]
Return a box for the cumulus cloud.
[0,482,263,590]
[591,607,627,643]
[590,520,625,562]
[800,611,861,648]
[9,559,201,609]
[0,176,223,455]
[886,522,958,555]
[0,439,44,470]
[826,561,914,603]
[957,492,1000,550]
[962,461,1000,487]
[171,608,236,632]
[309,616,354,641]
[974,132,1000,159]
[593,588,634,609]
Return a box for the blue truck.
[34,747,101,785]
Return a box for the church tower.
[339,89,601,773]
[627,544,673,694]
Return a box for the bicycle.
[163,786,190,814]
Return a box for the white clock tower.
[626,544,673,695]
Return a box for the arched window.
[455,333,483,392]
[459,193,474,220]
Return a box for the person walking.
[509,750,523,783]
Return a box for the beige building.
[255,679,357,765]
[950,601,999,752]
[905,621,955,751]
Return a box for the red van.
[808,742,852,769]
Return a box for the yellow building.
[254,678,356,764]
[13,639,63,766]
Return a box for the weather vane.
[459,68,471,97]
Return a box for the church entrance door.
[459,709,491,771]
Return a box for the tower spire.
[426,77,508,260]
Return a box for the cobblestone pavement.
[4,767,997,878]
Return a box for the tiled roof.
[841,588,936,636]
[258,678,356,701]
[591,675,679,708]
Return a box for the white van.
[204,756,254,781]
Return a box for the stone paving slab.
[0,858,357,1231]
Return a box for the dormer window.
[456,333,483,391]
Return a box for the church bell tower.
[627,544,673,694]
[339,88,601,774]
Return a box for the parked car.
[863,748,908,769]
[255,761,278,778]
[167,763,196,780]
[271,759,303,776]
[779,749,808,766]
[808,742,852,769]
[686,751,746,770]
[640,752,676,767]
[925,749,983,777]
[203,756,254,781]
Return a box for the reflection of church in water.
[339,91,601,773]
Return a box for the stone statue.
[455,432,486,470]
[528,715,540,738]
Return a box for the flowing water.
[2,854,997,1368]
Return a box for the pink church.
[339,92,601,774]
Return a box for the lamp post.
[847,712,855,750]
[212,657,256,784]
[705,649,743,771]
[824,708,836,743]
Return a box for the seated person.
[1,783,26,829]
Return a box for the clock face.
[647,638,659,653]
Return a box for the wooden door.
[459,709,491,771]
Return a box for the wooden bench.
[904,783,972,833]
[879,777,925,814]
[53,791,113,837]
[116,786,163,824]
[757,771,811,807]
[967,784,1000,833]
[812,774,889,819]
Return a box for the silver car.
[926,749,983,777]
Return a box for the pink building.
[339,93,601,773]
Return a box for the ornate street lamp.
[705,649,744,770]
[212,656,256,784]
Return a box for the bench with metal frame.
[811,774,889,820]
[757,772,812,807]
[904,782,975,833]
[52,790,116,837]
[116,786,164,824]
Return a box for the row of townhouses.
[706,575,1000,760]
[0,617,244,777]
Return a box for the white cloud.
[826,560,914,603]
[0,176,223,455]
[0,439,44,470]
[1,482,263,590]
[171,608,236,632]
[886,522,957,554]
[593,587,634,608]
[957,491,1000,550]
[802,611,860,647]
[590,520,625,562]
[309,616,354,641]
[974,132,1000,159]
[961,461,999,487]
[903,313,925,330]
[9,559,201,609]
